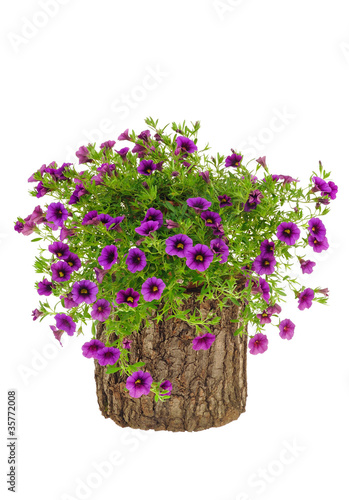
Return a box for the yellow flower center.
[134,379,142,385]
[264,260,270,266]
[207,219,213,223]
[312,226,316,232]
[196,255,203,261]
[147,169,151,173]
[57,252,62,257]
[126,296,134,303]
[284,229,291,234]
[152,286,158,292]
[58,271,64,277]
[314,239,318,244]
[97,306,102,312]
[262,313,268,317]
[81,288,88,294]
[67,261,73,266]
[177,243,184,249]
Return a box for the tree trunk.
[94,284,248,432]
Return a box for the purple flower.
[68,182,88,205]
[308,234,329,253]
[98,245,118,270]
[212,222,225,237]
[51,261,73,282]
[60,292,79,309]
[115,147,129,160]
[192,332,216,351]
[185,243,214,272]
[38,278,54,296]
[72,280,99,305]
[165,234,193,258]
[22,220,36,235]
[135,220,159,237]
[308,217,326,242]
[299,259,316,274]
[50,325,64,346]
[244,190,264,211]
[54,313,76,336]
[267,303,282,315]
[141,207,163,229]
[325,181,338,200]
[132,143,148,158]
[32,309,43,321]
[96,346,121,366]
[141,277,166,302]
[256,156,267,169]
[137,129,151,142]
[256,310,272,325]
[126,370,153,398]
[142,181,149,190]
[14,221,24,233]
[166,219,180,229]
[260,239,275,256]
[276,221,300,245]
[279,175,299,185]
[59,225,75,242]
[91,299,111,321]
[279,319,295,340]
[48,241,70,260]
[246,277,270,303]
[200,211,221,227]
[312,176,331,194]
[198,170,210,183]
[159,380,172,396]
[218,194,232,208]
[97,213,113,225]
[252,254,276,275]
[28,205,46,225]
[126,248,147,273]
[210,238,229,263]
[171,171,179,177]
[122,338,133,349]
[225,152,242,168]
[94,267,109,284]
[82,339,105,359]
[174,136,197,156]
[118,129,131,141]
[63,252,82,272]
[298,288,314,311]
[318,288,329,297]
[76,146,92,164]
[82,210,99,226]
[248,333,268,355]
[35,181,50,198]
[186,197,212,212]
[105,216,125,232]
[115,287,140,308]
[100,140,116,150]
[137,159,157,176]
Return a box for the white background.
[1,1,349,499]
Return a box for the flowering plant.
[14,117,338,402]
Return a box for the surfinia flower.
[14,221,24,233]
[76,145,92,164]
[299,259,316,274]
[98,245,118,270]
[244,189,264,212]
[312,176,331,194]
[279,319,295,340]
[91,299,111,321]
[64,252,82,272]
[116,147,129,160]
[256,310,272,325]
[82,339,105,359]
[137,159,157,176]
[37,278,54,296]
[105,216,125,232]
[122,338,133,349]
[165,234,193,258]
[32,309,43,321]
[118,129,131,141]
[174,136,197,156]
[246,277,270,303]
[60,292,79,309]
[260,239,275,256]
[94,267,109,284]
[210,238,229,264]
[185,243,214,272]
[192,332,216,350]
[96,346,121,366]
[135,220,159,237]
[252,254,277,275]
[72,280,98,305]
[54,313,76,336]
[325,181,338,200]
[126,248,147,273]
[48,241,70,260]
[50,325,64,346]
[82,210,99,226]
[218,194,232,208]
[276,221,301,245]
[198,170,210,183]
[51,261,73,282]
[225,152,242,168]
[308,234,329,253]
[298,288,314,311]
[159,380,172,396]
[126,370,153,398]
[100,140,116,150]
[141,208,163,229]
[248,333,268,355]
[115,287,140,308]
[141,277,166,302]
[60,225,76,242]
[46,202,69,227]
[200,211,221,227]
[307,217,326,241]
[267,303,282,315]
[256,156,267,169]
[186,197,212,212]
[97,213,113,225]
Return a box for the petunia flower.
[63,252,82,272]
[50,325,64,346]
[135,220,159,237]
[174,136,197,156]
[210,238,229,264]
[165,234,193,258]
[260,239,275,256]
[141,208,163,229]
[37,278,54,296]
[91,299,111,321]
[299,259,316,274]
[76,145,92,164]
[96,346,121,366]
[117,129,131,141]
[115,287,140,308]
[225,152,242,168]
[137,159,157,176]
[54,313,76,336]
[252,254,276,275]
[218,194,232,208]
[72,280,98,305]
[82,339,105,359]
[256,310,272,325]
[244,189,264,211]
[298,288,314,310]
[186,197,212,212]
[32,309,43,321]
[159,380,172,396]
[279,319,295,340]
[192,332,216,350]
[141,277,166,302]
[98,245,118,270]
[248,333,268,355]
[122,338,133,349]
[82,210,99,226]
[126,370,153,398]
[307,217,326,242]
[308,234,329,253]
[51,261,73,282]
[126,248,147,273]
[100,140,116,150]
[60,292,79,309]
[48,241,70,260]
[185,244,214,272]
[276,221,300,245]
[200,211,221,227]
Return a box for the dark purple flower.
[142,181,149,190]
[14,221,24,233]
[298,288,314,311]
[210,238,229,264]
[35,181,50,198]
[22,220,36,235]
[48,241,70,260]
[165,219,180,229]
[299,259,316,274]
[94,267,109,284]
[198,170,210,183]
[318,288,329,297]
[38,278,54,296]
[244,190,264,211]
[241,174,258,184]
[325,181,338,200]
[51,261,73,282]
[276,222,300,245]
[82,210,99,226]
[118,129,131,141]
[68,183,88,205]
[116,147,129,160]
[105,216,125,232]
[185,244,214,272]
[218,194,232,208]
[135,220,159,237]
[82,339,105,359]
[72,280,98,305]
[60,292,79,309]
[63,252,81,272]
[279,175,299,185]
[96,346,121,366]
[159,380,172,396]
[100,140,116,150]
[50,325,64,346]
[91,299,111,321]
[260,239,275,256]
[212,222,225,237]
[137,159,156,176]
[32,308,43,321]
[126,247,147,273]
[252,254,276,275]
[186,197,212,212]
[175,136,197,156]
[171,171,179,177]
[192,332,216,351]
[141,207,163,229]
[200,211,221,227]
[126,370,153,398]
[54,313,76,336]
[308,234,329,253]
[246,277,270,303]
[279,319,295,340]
[132,143,148,158]
[28,205,46,225]
[141,277,166,302]
[312,176,331,194]
[76,145,92,164]
[256,310,272,325]
[98,245,118,270]
[165,234,193,258]
[267,303,282,315]
[225,153,242,168]
[308,217,326,241]
[115,287,140,308]
[137,130,151,142]
[256,156,267,169]
[122,338,133,349]
[248,333,268,355]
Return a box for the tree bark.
[94,285,248,432]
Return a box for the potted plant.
[14,118,338,432]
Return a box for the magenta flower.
[175,136,197,156]
[38,278,54,296]
[46,202,69,227]
[298,288,314,310]
[94,267,109,284]
[312,176,331,194]
[200,211,221,227]
[116,147,129,159]
[76,145,92,164]
[72,280,98,305]
[91,299,111,321]
[260,239,275,256]
[325,181,338,200]
[82,339,105,359]
[308,234,329,253]
[160,380,172,396]
[64,252,82,272]
[141,277,166,302]
[248,333,268,355]
[256,310,272,325]
[299,259,316,274]
[210,238,229,264]
[256,156,267,169]
[105,215,125,232]
[267,303,282,315]
[60,292,79,309]
[60,225,76,242]
[14,221,24,233]
[218,194,232,208]
[96,346,121,366]
[185,243,214,272]
[308,217,326,241]
[198,170,210,183]
[100,140,116,150]
[165,234,193,258]
[115,287,140,308]
[54,313,76,336]
[135,220,159,237]
[141,207,163,229]
[98,245,118,270]
[82,210,99,226]
[279,319,295,340]
[118,129,131,141]
[225,152,242,168]
[192,332,216,351]
[50,325,64,346]
[122,338,133,349]
[51,261,73,282]
[126,370,153,398]
[48,241,70,260]
[137,159,156,176]
[186,197,212,212]
[32,309,43,321]
[252,254,276,275]
[126,248,147,273]
[276,221,300,245]
[244,189,264,212]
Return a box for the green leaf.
[106,365,122,374]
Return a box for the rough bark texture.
[94,285,248,432]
